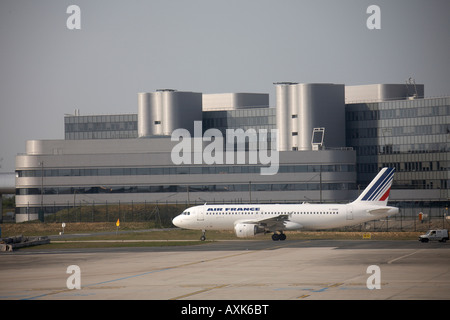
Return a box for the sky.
[1,0,449,172]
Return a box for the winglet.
[353,168,395,206]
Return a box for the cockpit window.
[183,211,190,215]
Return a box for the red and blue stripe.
[361,168,395,202]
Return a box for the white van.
[419,229,449,243]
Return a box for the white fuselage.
[172,168,399,239]
[172,202,398,232]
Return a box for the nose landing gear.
[200,230,206,241]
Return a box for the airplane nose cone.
[172,215,182,227]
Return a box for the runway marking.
[296,282,344,298]
[328,282,344,288]
[169,284,228,300]
[23,241,295,300]
[23,267,173,300]
[312,282,344,292]
[387,250,422,264]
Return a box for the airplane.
[172,167,399,241]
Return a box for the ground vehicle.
[419,229,449,243]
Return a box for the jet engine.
[234,223,264,238]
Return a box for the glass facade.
[16,179,356,215]
[60,97,449,193]
[15,147,357,216]
[203,108,276,150]
[17,164,354,178]
[64,108,276,142]
[64,114,138,139]
[346,97,450,190]
[17,182,355,197]
[202,108,276,132]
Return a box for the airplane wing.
[236,214,301,232]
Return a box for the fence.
[40,200,449,232]
[43,201,189,227]
[342,205,449,232]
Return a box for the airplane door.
[346,206,353,220]
[197,208,204,221]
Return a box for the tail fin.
[353,167,395,206]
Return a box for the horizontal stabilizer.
[367,208,391,214]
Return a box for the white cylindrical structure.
[275,83,345,151]
[137,93,151,137]
[275,83,296,151]
[138,90,202,138]
[290,84,299,150]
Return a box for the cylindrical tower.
[298,84,314,151]
[290,84,299,150]
[275,82,297,151]
[138,89,202,138]
[152,91,163,135]
[161,89,177,136]
[275,83,345,151]
[137,92,151,138]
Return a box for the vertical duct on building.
[137,92,151,138]
[138,89,202,138]
[138,90,165,137]
[275,82,297,151]
[290,84,299,150]
[298,84,314,151]
[153,91,163,135]
[275,83,345,151]
[161,89,176,136]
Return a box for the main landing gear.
[272,232,286,241]
[200,230,206,241]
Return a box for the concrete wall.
[345,83,424,103]
[202,93,269,111]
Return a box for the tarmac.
[0,239,449,301]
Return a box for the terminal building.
[345,84,449,213]
[13,82,450,222]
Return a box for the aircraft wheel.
[200,235,206,241]
[279,233,286,241]
[272,234,280,241]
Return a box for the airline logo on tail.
[356,168,395,203]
